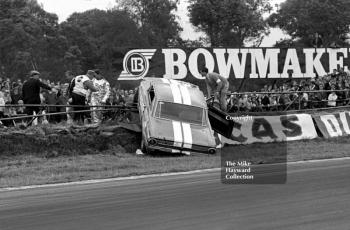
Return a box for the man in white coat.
[90,69,111,124]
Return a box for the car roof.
[142,77,207,108]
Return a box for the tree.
[0,0,67,80]
[268,0,350,47]
[118,0,183,46]
[60,9,147,83]
[188,0,272,47]
[63,46,83,75]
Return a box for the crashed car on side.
[138,77,217,155]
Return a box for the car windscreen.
[154,101,205,126]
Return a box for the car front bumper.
[146,140,216,154]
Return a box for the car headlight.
[208,148,216,154]
[149,138,157,146]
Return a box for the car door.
[139,85,149,138]
[141,84,157,139]
[207,104,235,138]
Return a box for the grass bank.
[1,133,350,188]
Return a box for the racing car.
[137,78,217,155]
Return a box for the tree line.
[1,0,350,84]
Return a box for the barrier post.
[33,111,38,126]
[42,110,49,125]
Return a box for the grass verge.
[1,135,350,188]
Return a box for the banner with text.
[221,114,318,145]
[119,48,350,81]
[313,111,350,138]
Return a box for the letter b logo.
[131,57,144,72]
[119,49,156,80]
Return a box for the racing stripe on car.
[170,83,182,104]
[170,80,191,106]
[179,85,191,105]
[172,121,183,153]
[182,122,192,155]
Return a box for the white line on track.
[289,156,350,164]
[1,157,350,192]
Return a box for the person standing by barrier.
[71,70,97,124]
[65,71,76,124]
[21,70,52,117]
[328,91,338,107]
[10,83,21,104]
[200,67,229,111]
[90,69,110,124]
[44,87,59,123]
[0,92,5,118]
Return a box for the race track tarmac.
[1,158,349,230]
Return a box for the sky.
[37,0,288,47]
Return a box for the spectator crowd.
[1,67,350,127]
[226,68,350,112]
[0,71,138,127]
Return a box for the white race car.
[138,78,217,155]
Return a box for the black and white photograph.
[1,0,349,229]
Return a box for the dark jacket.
[44,92,58,112]
[10,86,22,104]
[22,78,51,104]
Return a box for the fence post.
[33,111,38,126]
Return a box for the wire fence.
[227,89,350,95]
[1,89,350,124]
[0,104,138,125]
[0,108,112,122]
[224,89,350,113]
[0,104,138,108]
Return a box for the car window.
[155,101,205,126]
